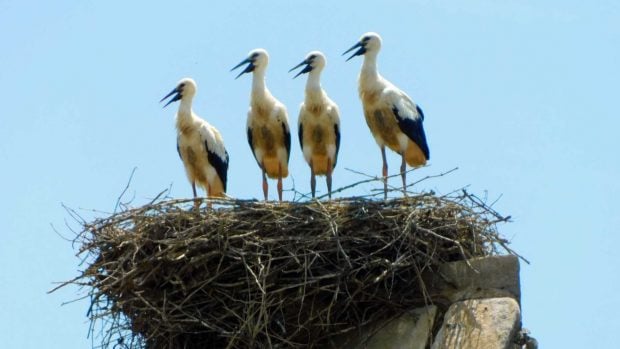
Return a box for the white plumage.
[344,32,430,199]
[290,51,341,199]
[232,49,291,202]
[161,78,229,200]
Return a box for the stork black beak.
[231,57,255,79]
[343,42,366,61]
[289,59,313,79]
[160,87,182,108]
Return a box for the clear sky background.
[1,0,618,347]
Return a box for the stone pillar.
[331,255,533,349]
[431,297,521,349]
[329,306,438,349]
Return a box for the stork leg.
[206,184,213,211]
[277,163,283,202]
[326,158,333,200]
[400,154,408,197]
[261,166,268,201]
[310,161,316,199]
[192,182,200,210]
[381,146,388,200]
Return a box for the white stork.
[160,78,229,203]
[344,32,430,199]
[289,51,341,199]
[231,49,291,202]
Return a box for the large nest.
[61,190,513,349]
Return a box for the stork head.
[231,48,269,79]
[160,78,197,108]
[289,51,326,78]
[343,32,382,61]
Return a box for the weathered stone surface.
[432,255,521,303]
[328,256,526,349]
[431,297,520,349]
[330,305,437,349]
[514,328,538,349]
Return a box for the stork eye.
[309,54,316,60]
[179,83,185,88]
[363,36,370,42]
[251,52,259,58]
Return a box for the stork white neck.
[305,71,325,105]
[177,96,194,118]
[251,68,269,96]
[305,70,322,91]
[250,68,276,110]
[175,97,196,134]
[359,51,382,90]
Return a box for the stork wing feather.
[282,121,291,163]
[176,138,183,161]
[199,124,229,192]
[329,106,341,168]
[298,122,304,152]
[273,106,291,163]
[246,126,261,167]
[334,123,341,168]
[392,95,430,160]
[297,107,308,152]
[205,141,229,192]
[416,104,425,121]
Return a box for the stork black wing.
[282,121,291,163]
[247,126,261,167]
[298,123,304,152]
[334,123,341,168]
[205,141,229,192]
[392,105,430,160]
[416,105,425,121]
[176,138,183,161]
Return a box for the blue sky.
[1,0,618,347]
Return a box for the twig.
[114,167,138,214]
